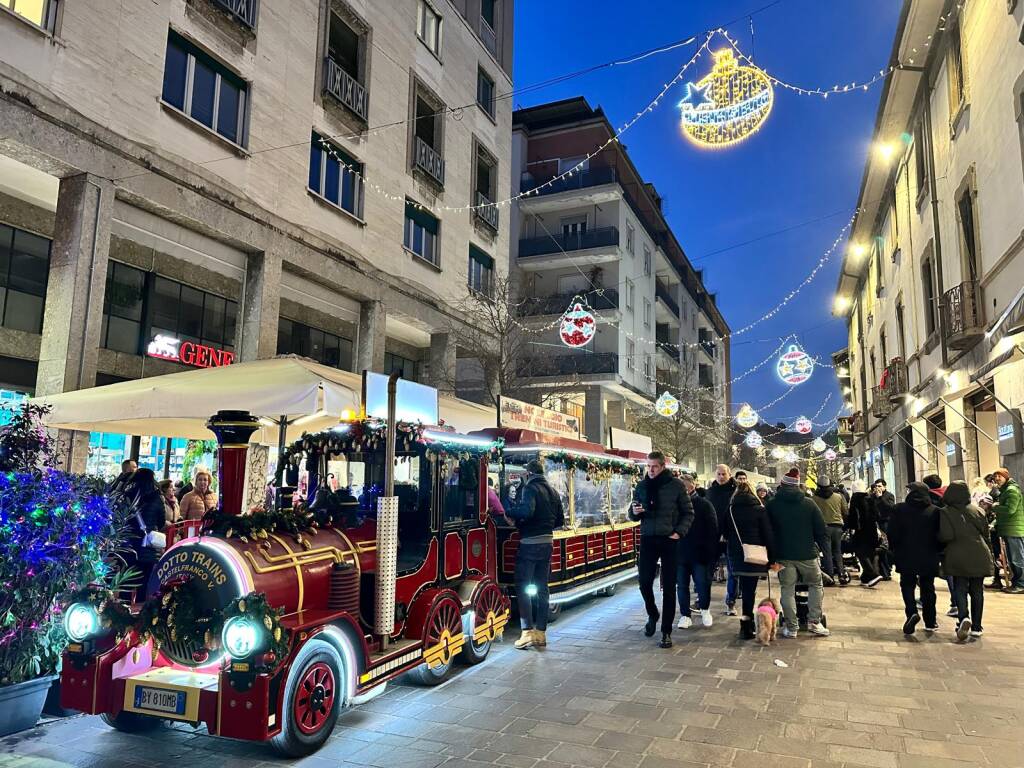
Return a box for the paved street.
[3,579,1023,768]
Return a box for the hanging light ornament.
[559,301,597,348]
[678,49,774,149]
[812,437,827,453]
[736,403,759,429]
[794,416,813,435]
[771,445,786,460]
[785,450,799,463]
[656,391,680,417]
[776,344,815,385]
[824,448,838,461]
[836,438,847,453]
[744,430,763,449]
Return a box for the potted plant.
[0,403,122,736]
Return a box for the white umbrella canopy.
[31,355,495,443]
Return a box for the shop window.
[148,276,237,352]
[476,67,495,118]
[383,351,417,380]
[101,262,146,354]
[309,132,364,219]
[277,317,353,370]
[0,0,57,29]
[0,224,49,334]
[161,30,248,147]
[404,200,440,266]
[468,244,494,297]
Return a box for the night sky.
[512,0,902,428]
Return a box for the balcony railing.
[520,165,618,197]
[943,280,984,350]
[520,289,619,317]
[655,279,680,318]
[473,191,499,232]
[212,0,258,29]
[838,414,861,438]
[414,136,445,187]
[880,358,909,402]
[520,353,618,378]
[518,226,619,259]
[870,387,893,419]
[657,341,681,364]
[323,57,369,121]
[478,18,497,54]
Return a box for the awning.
[31,355,496,442]
[971,344,1024,383]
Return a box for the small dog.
[755,597,781,645]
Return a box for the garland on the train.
[542,450,646,483]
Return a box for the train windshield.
[320,452,427,523]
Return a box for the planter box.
[0,675,56,737]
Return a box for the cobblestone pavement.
[3,578,1023,768]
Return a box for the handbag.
[135,509,167,551]
[730,507,769,566]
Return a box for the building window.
[384,352,417,380]
[411,82,445,186]
[643,246,652,276]
[328,11,360,80]
[149,276,237,353]
[627,340,636,371]
[643,297,651,328]
[956,185,980,283]
[101,262,146,354]
[626,223,635,256]
[162,30,248,147]
[625,280,634,311]
[913,120,928,200]
[476,67,495,118]
[481,0,496,29]
[874,239,883,297]
[644,354,652,381]
[309,132,364,218]
[896,300,907,359]
[474,142,498,213]
[277,318,353,370]
[947,18,968,115]
[1,0,56,28]
[416,0,442,56]
[468,244,494,297]
[922,257,937,337]
[323,10,369,121]
[404,200,440,266]
[0,223,49,334]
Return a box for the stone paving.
[3,578,1024,768]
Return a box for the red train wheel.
[411,594,464,685]
[462,582,508,665]
[294,662,336,735]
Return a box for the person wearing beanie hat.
[889,482,943,634]
[755,482,772,504]
[781,467,800,486]
[991,468,1024,592]
[811,471,849,586]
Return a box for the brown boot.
[514,630,535,650]
[533,630,547,647]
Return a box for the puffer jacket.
[678,492,718,565]
[847,492,879,550]
[724,491,775,576]
[939,482,994,578]
[629,471,694,538]
[766,484,827,562]
[888,482,941,575]
[993,479,1024,537]
[811,486,848,526]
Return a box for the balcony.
[414,136,445,187]
[520,353,618,378]
[520,165,618,197]
[838,415,856,438]
[520,289,618,318]
[473,191,499,233]
[655,279,680,318]
[943,280,985,350]
[323,57,369,122]
[518,226,619,260]
[870,387,893,419]
[880,358,909,402]
[478,17,497,54]
[657,341,681,364]
[212,0,258,29]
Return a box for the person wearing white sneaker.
[780,626,798,639]
[675,474,719,632]
[807,622,830,637]
[939,482,994,645]
[889,483,943,637]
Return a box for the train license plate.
[133,686,186,715]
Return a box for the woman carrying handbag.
[724,479,777,639]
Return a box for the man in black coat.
[888,482,942,635]
[630,451,695,648]
[705,464,738,614]
[676,473,719,629]
[871,479,896,579]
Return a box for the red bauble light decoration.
[559,302,597,348]
[794,416,812,434]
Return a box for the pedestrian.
[723,479,776,640]
[939,481,993,641]
[991,468,1024,593]
[766,467,830,638]
[756,482,772,503]
[676,472,718,629]
[921,473,958,615]
[871,479,896,579]
[888,482,942,635]
[125,468,167,601]
[108,458,137,497]
[158,478,180,524]
[734,470,748,485]
[847,480,883,586]
[837,483,851,503]
[630,451,695,648]
[507,459,564,649]
[179,468,218,520]
[810,475,848,586]
[872,479,896,506]
[706,464,738,615]
[486,477,510,523]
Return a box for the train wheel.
[547,603,562,622]
[597,583,618,597]
[410,595,464,685]
[461,582,507,665]
[271,639,344,757]
[101,711,162,733]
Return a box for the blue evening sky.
[512,0,902,428]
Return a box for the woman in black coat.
[124,468,167,600]
[847,483,881,585]
[888,482,941,634]
[724,481,776,639]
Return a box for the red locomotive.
[59,408,509,756]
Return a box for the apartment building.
[834,0,1024,487]
[0,0,513,468]
[510,98,730,461]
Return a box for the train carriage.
[59,409,509,756]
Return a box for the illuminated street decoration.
[824,448,838,461]
[745,430,763,449]
[776,344,815,385]
[656,392,680,417]
[836,438,847,453]
[785,450,799,463]
[794,417,813,435]
[678,49,774,149]
[559,302,597,348]
[812,437,827,453]
[771,446,786,460]
[736,403,759,429]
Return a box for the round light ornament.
[736,403,759,429]
[678,49,775,149]
[794,416,813,435]
[656,391,680,417]
[745,430,763,449]
[824,448,838,461]
[771,446,786,460]
[785,450,799,463]
[776,344,815,386]
[559,302,597,348]
[812,437,827,453]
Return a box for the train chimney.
[206,410,260,515]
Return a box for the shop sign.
[998,409,1024,455]
[363,371,439,425]
[498,396,581,439]
[147,335,235,368]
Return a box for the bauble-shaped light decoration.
[776,344,815,386]
[794,416,813,435]
[824,448,838,461]
[678,49,774,149]
[744,430,763,449]
[812,437,827,453]
[736,403,759,429]
[559,302,597,348]
[771,445,786,460]
[785,450,799,463]
[656,391,680,417]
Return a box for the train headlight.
[64,603,100,642]
[222,617,262,658]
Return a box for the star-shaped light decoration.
[679,81,714,110]
[779,362,795,377]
